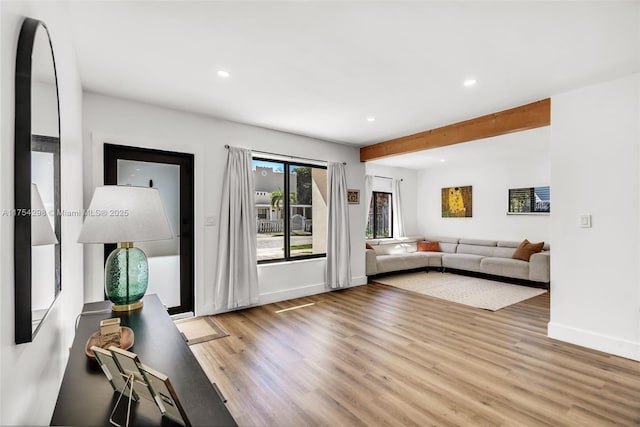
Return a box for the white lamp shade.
[78,186,173,244]
[31,184,58,246]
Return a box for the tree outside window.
[366,191,392,239]
[253,158,327,262]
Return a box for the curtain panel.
[326,162,351,289]
[364,174,374,233]
[392,178,405,238]
[214,146,259,310]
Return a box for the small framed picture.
[109,347,155,402]
[92,346,137,400]
[140,364,190,427]
[347,189,360,204]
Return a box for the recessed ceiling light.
[366,117,376,122]
[217,70,230,78]
[439,159,446,163]
[463,78,477,87]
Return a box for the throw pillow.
[512,239,544,261]
[417,241,440,252]
[366,242,374,250]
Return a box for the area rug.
[372,271,546,311]
[174,316,229,345]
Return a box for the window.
[366,191,392,239]
[253,158,327,262]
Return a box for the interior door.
[104,144,194,315]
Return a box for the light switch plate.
[205,216,217,226]
[579,214,592,228]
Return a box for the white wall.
[548,73,640,361]
[0,2,84,425]
[415,127,551,243]
[364,163,419,236]
[82,92,366,315]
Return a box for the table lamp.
[78,186,173,311]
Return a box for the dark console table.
[51,294,237,427]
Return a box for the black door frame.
[104,143,194,315]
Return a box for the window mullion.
[284,162,291,259]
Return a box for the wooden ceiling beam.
[360,98,551,162]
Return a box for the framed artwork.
[347,189,360,204]
[141,364,190,426]
[93,346,191,426]
[508,186,550,215]
[92,346,137,399]
[442,186,472,217]
[110,347,155,401]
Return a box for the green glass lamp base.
[105,245,148,312]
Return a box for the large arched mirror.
[15,17,61,344]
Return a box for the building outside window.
[253,158,327,262]
[366,191,392,239]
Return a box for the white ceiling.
[65,1,639,152]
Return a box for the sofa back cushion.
[499,240,550,251]
[458,238,498,247]
[493,247,517,258]
[437,242,456,253]
[456,244,496,257]
[373,239,418,255]
[423,236,459,253]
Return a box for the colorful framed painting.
[508,186,550,215]
[441,186,472,217]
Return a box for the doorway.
[104,144,194,315]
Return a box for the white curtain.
[392,178,405,238]
[326,162,351,289]
[214,146,259,310]
[364,174,374,233]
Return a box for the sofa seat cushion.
[480,257,530,281]
[442,254,483,272]
[376,252,435,274]
[375,254,415,274]
[405,251,443,267]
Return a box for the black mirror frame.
[15,17,61,344]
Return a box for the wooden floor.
[190,283,640,427]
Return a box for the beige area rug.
[174,316,229,345]
[372,272,547,311]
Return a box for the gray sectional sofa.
[366,236,550,286]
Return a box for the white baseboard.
[350,275,368,286]
[259,282,327,305]
[547,322,640,361]
[259,275,368,305]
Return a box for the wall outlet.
[579,214,592,228]
[205,216,217,227]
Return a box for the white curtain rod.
[224,145,346,166]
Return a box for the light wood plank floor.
[190,283,640,426]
